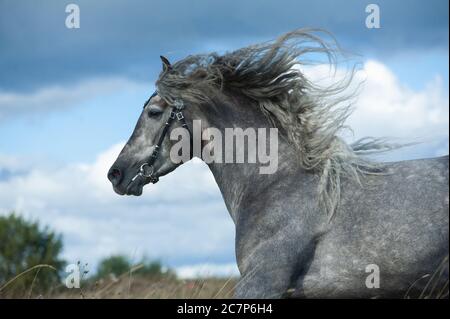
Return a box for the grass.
[404,255,449,299]
[1,259,447,299]
[0,266,237,299]
[54,275,237,299]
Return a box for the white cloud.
[0,154,24,171]
[0,142,236,272]
[176,263,239,279]
[0,77,148,121]
[301,60,449,157]
[352,61,447,140]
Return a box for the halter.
[129,91,190,186]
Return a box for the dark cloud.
[0,0,448,91]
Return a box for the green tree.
[95,255,174,279]
[96,255,131,279]
[138,258,175,278]
[0,212,65,295]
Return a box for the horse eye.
[147,108,163,118]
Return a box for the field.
[0,269,237,299]
[0,258,447,299]
[55,276,237,299]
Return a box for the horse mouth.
[126,181,144,196]
[113,181,144,196]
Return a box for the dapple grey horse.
[108,30,449,298]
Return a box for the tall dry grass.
[0,264,237,299]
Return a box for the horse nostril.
[108,167,123,185]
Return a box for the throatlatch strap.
[147,107,176,166]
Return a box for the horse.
[108,29,449,298]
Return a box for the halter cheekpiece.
[129,91,190,185]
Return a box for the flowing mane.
[156,29,399,218]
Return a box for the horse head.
[107,56,192,196]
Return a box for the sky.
[0,0,448,278]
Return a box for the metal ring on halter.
[139,163,154,178]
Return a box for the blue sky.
[0,0,448,277]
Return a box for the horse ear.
[160,55,172,72]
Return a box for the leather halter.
[129,91,190,185]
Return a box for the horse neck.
[194,96,301,222]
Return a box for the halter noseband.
[129,91,190,186]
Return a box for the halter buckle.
[176,112,184,121]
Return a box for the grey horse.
[108,30,449,298]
